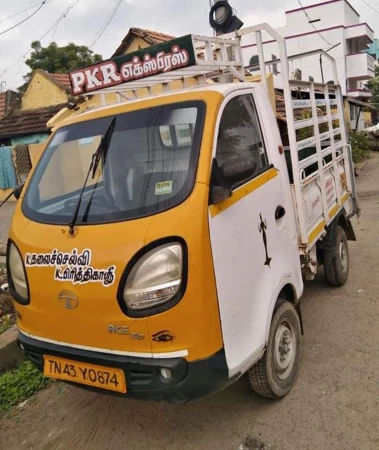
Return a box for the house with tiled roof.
[21,69,71,111]
[0,70,72,200]
[0,69,72,146]
[48,73,71,90]
[112,27,175,57]
[0,90,20,119]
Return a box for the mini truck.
[7,24,357,403]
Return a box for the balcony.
[346,23,374,44]
[347,89,372,98]
[347,53,375,80]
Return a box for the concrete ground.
[0,202,15,256]
[1,156,379,450]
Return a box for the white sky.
[0,0,377,91]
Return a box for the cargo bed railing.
[235,24,356,246]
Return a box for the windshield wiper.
[68,116,117,235]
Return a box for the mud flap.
[295,303,304,336]
[318,210,356,251]
[344,217,356,241]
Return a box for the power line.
[89,0,124,49]
[0,1,48,37]
[0,0,55,27]
[45,0,80,43]
[297,0,333,46]
[361,0,379,15]
[38,0,80,42]
[51,20,60,43]
[0,0,80,79]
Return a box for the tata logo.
[58,291,79,309]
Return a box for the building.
[362,38,379,61]
[0,90,20,119]
[112,27,175,56]
[0,70,72,201]
[241,0,376,130]
[0,69,72,148]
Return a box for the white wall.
[242,28,348,93]
[239,0,371,96]
[350,104,366,130]
[285,2,351,30]
[343,1,360,26]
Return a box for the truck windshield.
[23,101,205,225]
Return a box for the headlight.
[8,242,29,304]
[123,243,183,311]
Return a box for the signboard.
[69,35,197,95]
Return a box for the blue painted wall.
[362,39,379,60]
[11,133,49,146]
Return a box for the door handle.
[275,205,286,220]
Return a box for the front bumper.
[19,333,235,403]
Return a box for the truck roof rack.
[69,34,245,100]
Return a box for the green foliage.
[349,130,370,163]
[0,361,49,413]
[0,315,11,334]
[19,41,103,92]
[296,109,339,142]
[0,291,15,335]
[365,65,379,110]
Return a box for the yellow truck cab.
[7,25,357,403]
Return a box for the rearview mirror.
[220,156,257,188]
[209,156,258,205]
[13,183,25,200]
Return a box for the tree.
[365,65,379,109]
[19,41,103,92]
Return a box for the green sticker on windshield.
[79,137,94,145]
[155,181,172,195]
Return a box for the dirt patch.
[239,436,274,449]
[0,268,15,335]
[357,189,379,199]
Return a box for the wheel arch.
[318,209,356,251]
[278,283,298,305]
[264,279,302,345]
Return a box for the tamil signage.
[69,35,197,95]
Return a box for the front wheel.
[324,225,349,286]
[248,300,301,399]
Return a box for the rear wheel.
[324,225,349,286]
[248,300,301,399]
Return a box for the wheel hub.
[339,239,348,273]
[274,321,296,380]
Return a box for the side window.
[216,94,269,184]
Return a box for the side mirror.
[209,159,232,205]
[220,156,257,188]
[209,157,257,205]
[13,183,25,200]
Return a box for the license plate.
[43,355,126,393]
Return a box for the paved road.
[1,156,379,450]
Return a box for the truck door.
[209,92,294,377]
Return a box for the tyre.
[324,225,349,286]
[248,300,301,399]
